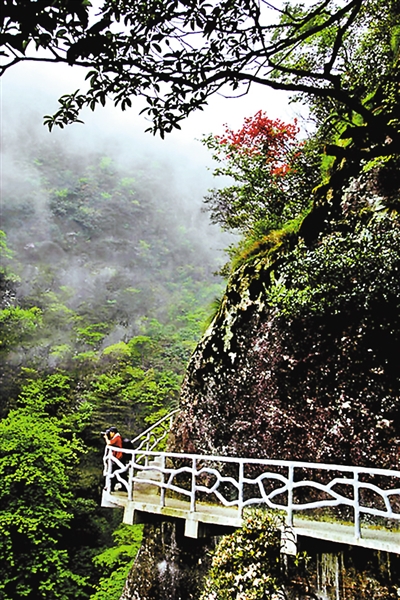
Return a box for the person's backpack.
[121,437,134,463]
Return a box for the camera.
[101,427,117,439]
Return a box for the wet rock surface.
[172,250,400,469]
[120,519,216,600]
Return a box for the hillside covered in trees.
[0,132,226,600]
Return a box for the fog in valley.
[1,61,293,351]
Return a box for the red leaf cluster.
[215,110,301,179]
[217,110,299,157]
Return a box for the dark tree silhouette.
[2,0,399,148]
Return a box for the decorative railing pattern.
[130,409,178,451]
[103,408,178,486]
[103,448,400,542]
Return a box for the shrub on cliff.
[200,510,291,600]
[202,111,317,237]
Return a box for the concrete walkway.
[101,488,400,552]
[292,516,400,554]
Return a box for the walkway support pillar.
[184,519,199,538]
[280,526,298,556]
[190,457,196,513]
[287,465,294,527]
[123,502,136,525]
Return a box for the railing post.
[238,461,244,518]
[104,447,113,492]
[287,464,294,527]
[353,470,361,540]
[128,451,134,501]
[190,457,196,513]
[160,454,166,507]
[145,434,150,466]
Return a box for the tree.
[0,305,42,354]
[90,523,143,600]
[84,340,181,437]
[0,231,42,355]
[0,375,89,599]
[202,110,318,235]
[2,0,399,150]
[200,510,310,600]
[0,230,44,415]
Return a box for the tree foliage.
[0,305,42,353]
[269,210,400,321]
[200,509,311,600]
[90,524,143,600]
[202,110,318,235]
[84,347,181,437]
[2,0,399,149]
[0,377,88,599]
[0,231,42,354]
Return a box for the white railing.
[102,409,178,481]
[103,449,400,541]
[130,409,179,463]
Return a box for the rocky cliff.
[173,189,400,469]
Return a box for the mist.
[0,59,295,356]
[1,57,294,232]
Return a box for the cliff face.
[173,201,400,469]
[121,514,400,600]
[172,255,277,458]
[120,520,216,600]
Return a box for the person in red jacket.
[104,426,123,460]
[104,426,123,490]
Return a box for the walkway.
[101,411,400,554]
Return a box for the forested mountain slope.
[1,134,225,416]
[0,133,226,600]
